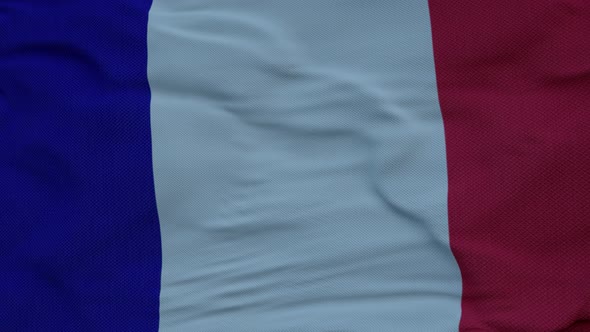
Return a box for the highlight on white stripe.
[147,1,462,330]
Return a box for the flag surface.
[1,0,588,331]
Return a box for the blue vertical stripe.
[0,1,161,330]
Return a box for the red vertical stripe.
[428,1,590,331]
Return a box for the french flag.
[1,1,589,331]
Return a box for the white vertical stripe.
[147,1,462,331]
